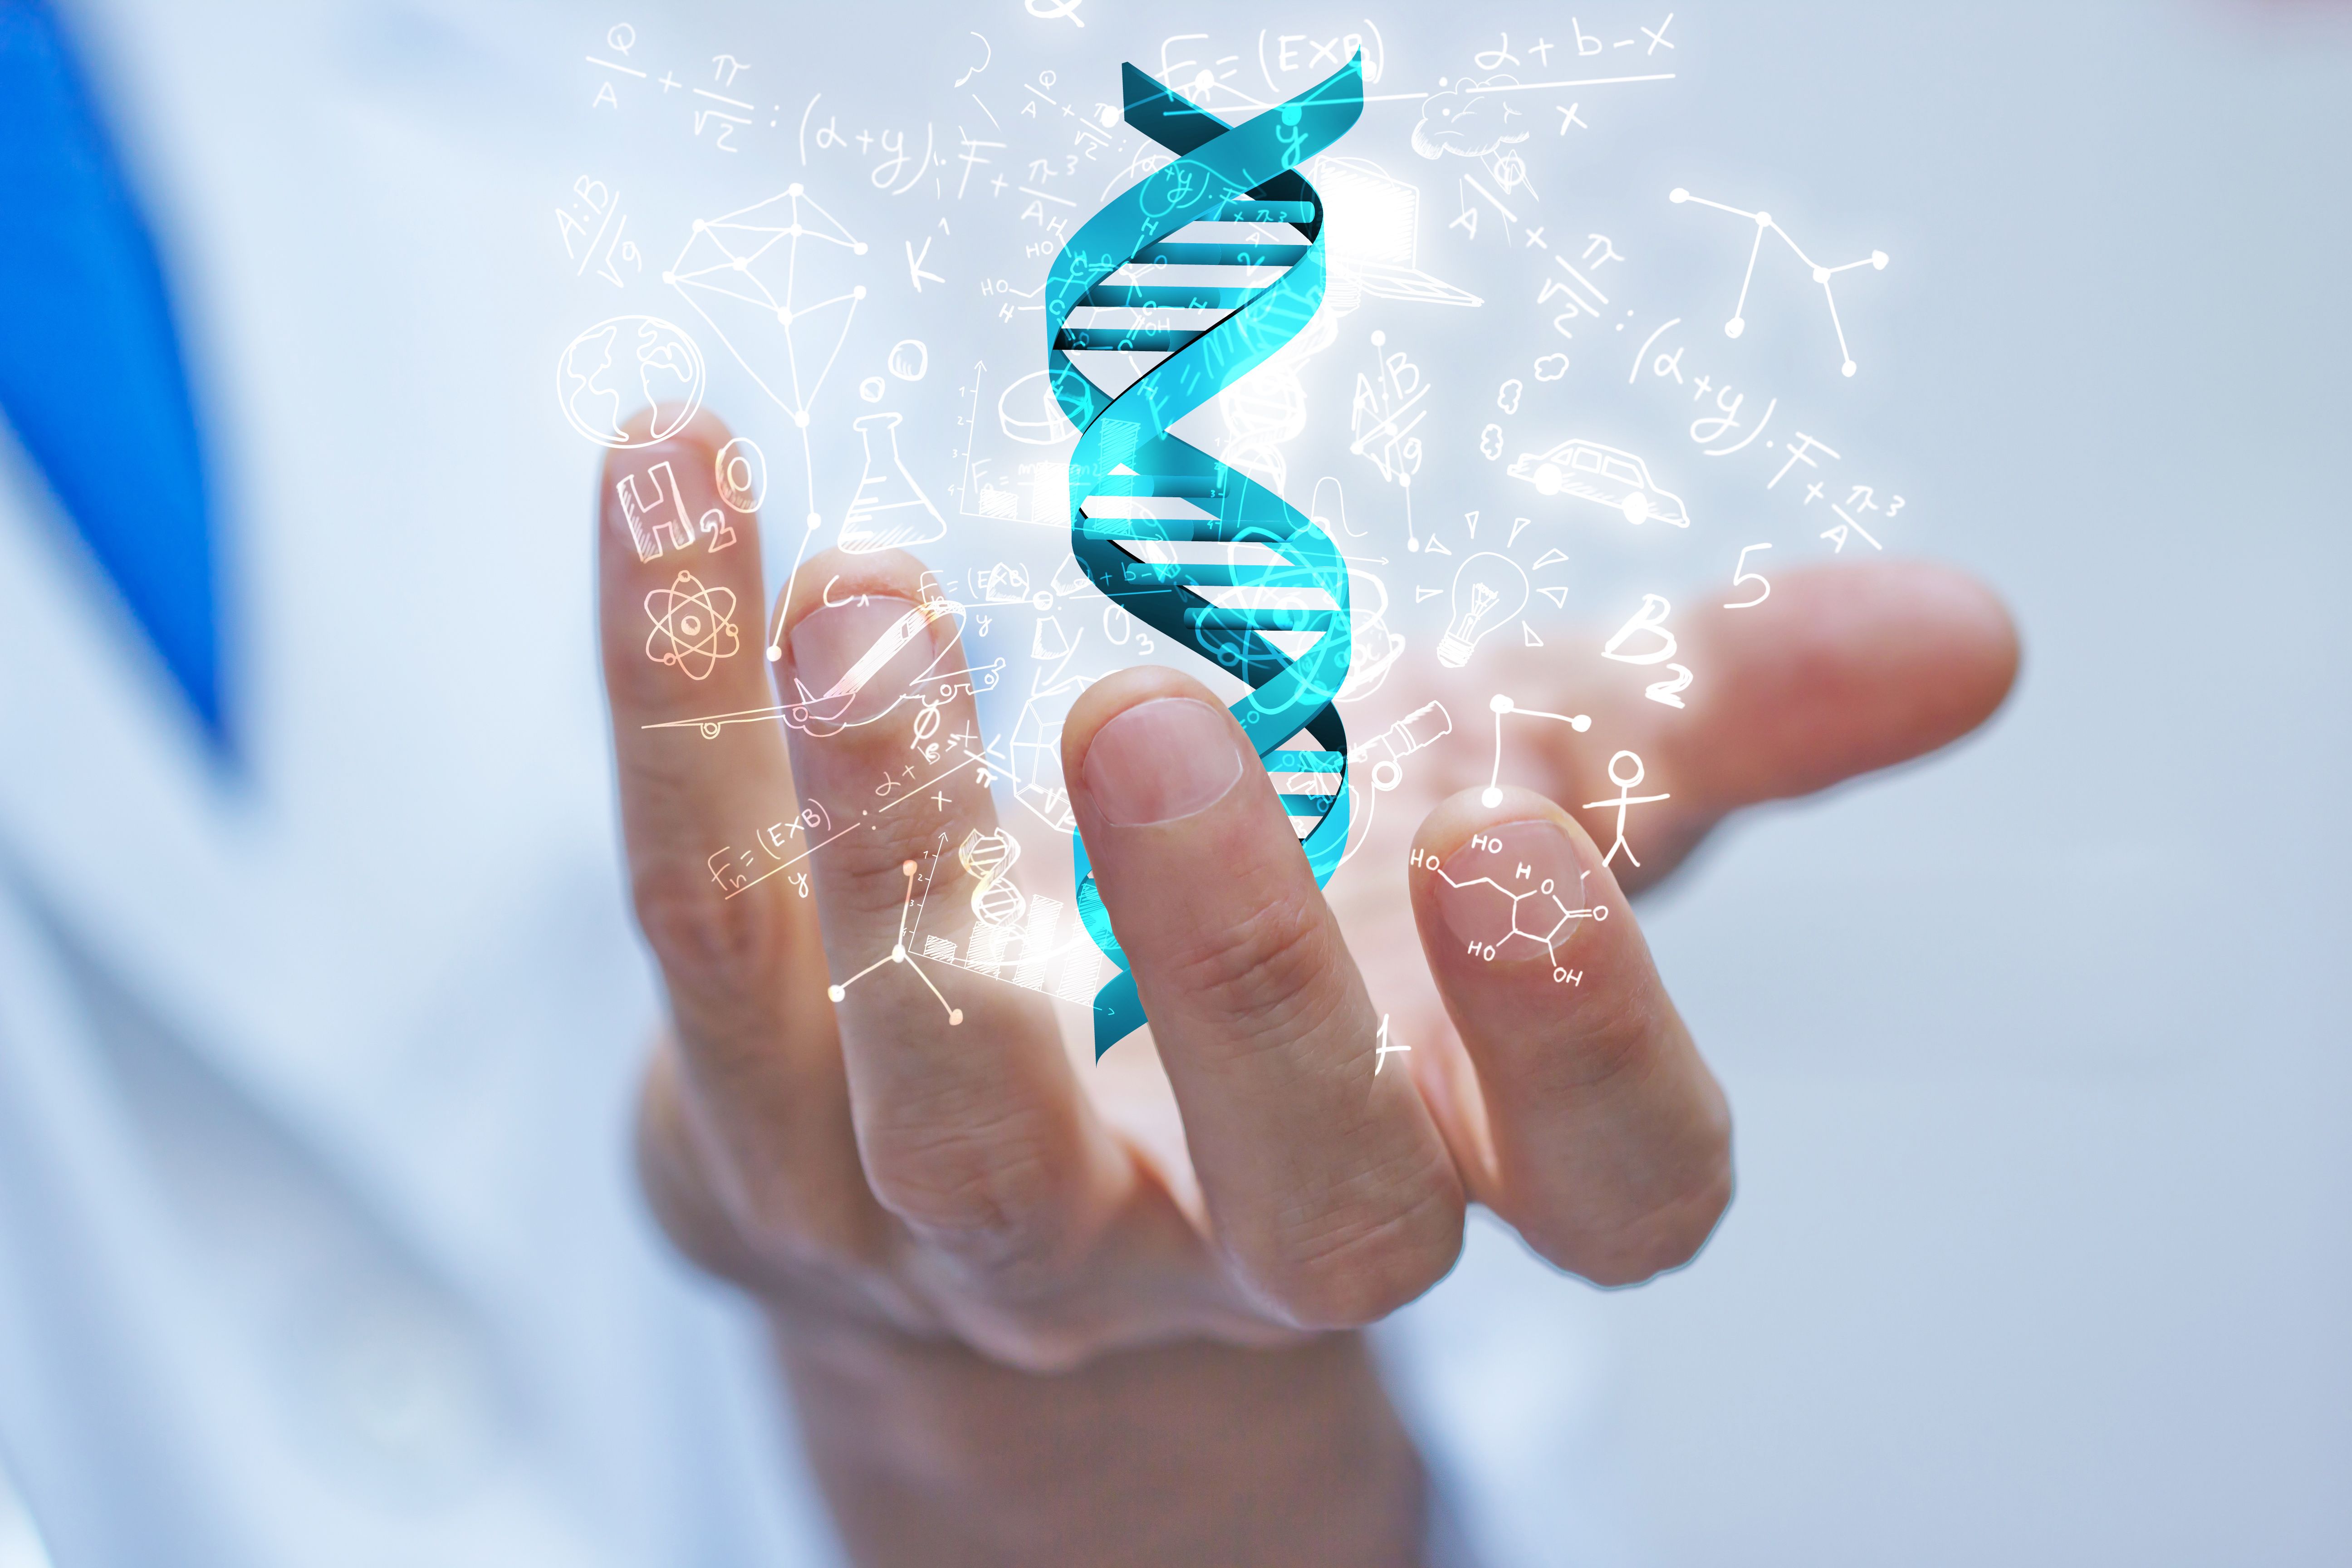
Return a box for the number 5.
[1724,543,1772,609]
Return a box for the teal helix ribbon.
[1047,56,1364,1057]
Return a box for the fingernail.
[1430,819,1598,965]
[789,595,923,697]
[1082,698,1245,826]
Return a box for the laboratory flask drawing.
[838,412,949,554]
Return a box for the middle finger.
[1062,666,1465,1328]
[775,548,1126,1276]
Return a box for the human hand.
[1325,557,2021,1171]
[594,412,2015,1563]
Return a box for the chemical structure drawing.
[1670,187,1887,377]
[1413,828,1607,986]
[1048,55,1363,1055]
[827,857,965,1026]
[1481,693,1590,808]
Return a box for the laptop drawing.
[1308,156,1484,309]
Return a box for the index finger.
[595,411,869,1251]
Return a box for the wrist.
[772,1309,1429,1568]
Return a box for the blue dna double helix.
[1046,56,1364,1056]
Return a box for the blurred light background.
[2,2,2344,1565]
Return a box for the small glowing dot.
[1754,210,1772,227]
[1489,694,1514,714]
[827,984,846,1002]
[948,1009,964,1025]
[1842,361,1858,377]
[1480,788,1504,808]
[1668,187,1689,202]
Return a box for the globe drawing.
[554,315,706,448]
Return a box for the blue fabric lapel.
[0,0,225,754]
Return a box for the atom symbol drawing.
[644,570,740,680]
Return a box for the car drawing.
[1506,439,1691,527]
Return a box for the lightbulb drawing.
[1436,551,1530,669]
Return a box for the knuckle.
[828,810,964,920]
[632,858,785,998]
[636,1050,877,1283]
[1571,1168,1735,1286]
[1528,1118,1736,1288]
[1161,891,1337,1049]
[861,1097,1080,1271]
[1527,983,1683,1099]
[1251,1168,1466,1329]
